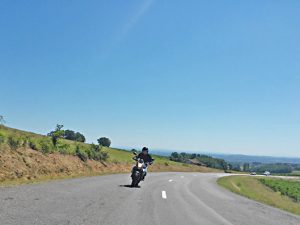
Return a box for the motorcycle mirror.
[133,152,137,155]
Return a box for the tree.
[191,153,197,159]
[171,152,179,158]
[0,115,6,125]
[169,151,229,170]
[47,124,64,146]
[243,163,250,172]
[97,137,111,147]
[256,163,292,173]
[74,132,85,142]
[48,125,86,145]
[64,130,76,140]
[64,130,86,142]
[232,164,241,171]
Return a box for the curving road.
[0,173,299,225]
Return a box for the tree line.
[47,124,111,147]
[170,152,228,170]
[251,163,293,173]
[227,162,296,174]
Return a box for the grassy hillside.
[0,125,220,185]
[218,176,300,215]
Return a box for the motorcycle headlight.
[137,162,143,168]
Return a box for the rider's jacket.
[135,153,153,164]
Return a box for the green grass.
[290,171,300,176]
[218,176,300,215]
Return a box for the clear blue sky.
[1,0,299,157]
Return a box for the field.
[218,176,300,215]
[260,178,300,202]
[291,171,300,176]
[0,125,220,185]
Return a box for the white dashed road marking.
[162,191,167,199]
[169,179,173,182]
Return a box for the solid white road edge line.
[162,191,167,199]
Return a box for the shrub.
[7,136,21,150]
[90,143,100,152]
[87,144,109,161]
[22,139,28,147]
[57,142,70,154]
[99,151,109,161]
[92,151,109,161]
[39,139,53,154]
[29,139,38,150]
[91,151,102,161]
[75,146,88,162]
[58,147,68,155]
[0,133,5,144]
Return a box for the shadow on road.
[119,184,140,188]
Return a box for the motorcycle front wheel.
[131,172,140,187]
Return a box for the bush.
[22,139,28,147]
[90,143,100,152]
[39,139,53,154]
[101,152,109,161]
[0,133,5,144]
[7,136,21,150]
[93,151,109,161]
[91,151,102,161]
[57,142,70,154]
[29,139,38,150]
[58,147,68,155]
[76,146,88,162]
[87,144,109,161]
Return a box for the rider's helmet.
[142,147,149,154]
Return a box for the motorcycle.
[130,152,153,187]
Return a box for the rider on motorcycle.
[133,147,154,180]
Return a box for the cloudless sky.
[1,0,299,157]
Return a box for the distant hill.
[141,149,300,164]
[209,154,300,164]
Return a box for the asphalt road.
[0,172,299,225]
